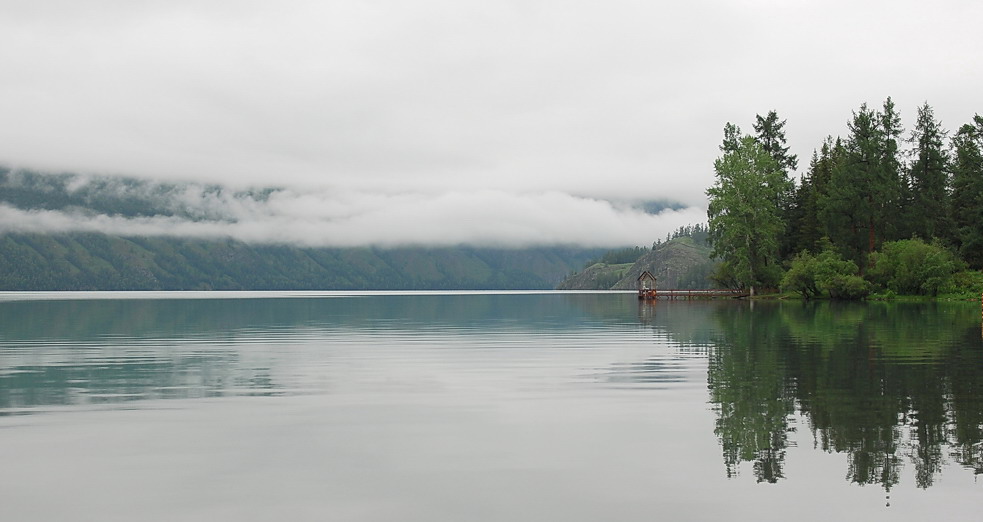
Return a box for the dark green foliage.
[905,102,952,242]
[754,110,799,176]
[820,101,903,265]
[879,96,906,236]
[866,239,965,296]
[789,137,841,254]
[951,116,983,268]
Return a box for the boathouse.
[637,271,657,300]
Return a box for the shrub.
[825,274,870,300]
[867,239,965,296]
[781,242,866,299]
[942,270,983,299]
[781,251,819,298]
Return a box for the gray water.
[1,291,981,521]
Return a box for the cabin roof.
[637,270,656,281]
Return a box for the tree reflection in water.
[706,300,983,490]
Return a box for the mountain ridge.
[0,232,602,290]
[557,237,715,290]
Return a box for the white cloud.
[0,182,706,248]
[0,0,981,244]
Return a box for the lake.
[1,291,981,521]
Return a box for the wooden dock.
[638,289,749,300]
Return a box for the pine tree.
[951,115,983,267]
[906,102,952,242]
[821,103,900,266]
[754,111,799,259]
[879,97,906,241]
[791,137,840,254]
[754,110,799,175]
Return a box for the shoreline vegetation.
[563,100,983,301]
[705,101,983,301]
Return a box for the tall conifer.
[821,103,900,266]
[907,102,952,241]
[951,115,983,267]
[753,110,798,258]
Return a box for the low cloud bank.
[0,177,706,248]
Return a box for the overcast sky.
[1,0,981,247]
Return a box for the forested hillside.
[0,233,600,290]
[0,170,603,290]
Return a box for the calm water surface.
[1,291,981,521]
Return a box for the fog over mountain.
[0,170,700,247]
[1,1,980,247]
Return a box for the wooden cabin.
[637,270,657,300]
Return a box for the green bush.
[867,239,965,296]
[781,242,866,299]
[941,270,983,299]
[826,274,871,300]
[781,251,820,298]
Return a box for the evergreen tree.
[753,110,798,258]
[753,110,799,176]
[821,103,901,267]
[907,102,952,242]
[707,127,792,295]
[879,97,907,240]
[790,137,841,254]
[951,115,983,268]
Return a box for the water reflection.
[704,300,983,490]
[3,292,982,497]
[0,293,637,414]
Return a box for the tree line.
[706,100,983,297]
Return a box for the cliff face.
[558,237,715,290]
